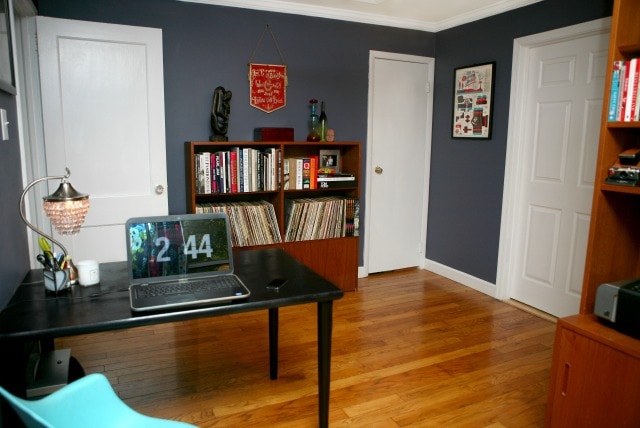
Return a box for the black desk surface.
[0,248,344,342]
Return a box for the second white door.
[366,52,434,274]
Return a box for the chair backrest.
[0,373,196,428]
[0,386,52,428]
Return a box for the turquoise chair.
[0,373,197,428]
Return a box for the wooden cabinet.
[547,316,640,427]
[545,0,640,425]
[185,141,360,291]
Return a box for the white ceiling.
[180,0,543,31]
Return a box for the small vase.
[307,99,321,142]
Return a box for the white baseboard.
[358,266,367,279]
[422,258,497,298]
[358,260,496,299]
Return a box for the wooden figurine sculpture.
[210,86,232,141]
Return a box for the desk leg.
[318,300,333,428]
[269,307,278,380]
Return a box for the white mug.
[76,260,100,286]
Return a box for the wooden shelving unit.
[185,141,360,291]
[545,0,640,425]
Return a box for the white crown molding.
[433,0,543,31]
[179,0,543,32]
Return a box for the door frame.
[362,50,434,277]
[496,17,611,301]
[13,0,46,268]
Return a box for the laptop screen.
[126,213,234,285]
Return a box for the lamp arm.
[19,172,70,258]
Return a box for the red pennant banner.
[249,63,287,113]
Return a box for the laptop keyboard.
[137,277,239,298]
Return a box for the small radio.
[606,148,640,186]
[594,278,640,338]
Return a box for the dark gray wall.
[428,0,613,283]
[0,90,29,309]
[0,0,613,310]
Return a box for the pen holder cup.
[43,269,71,294]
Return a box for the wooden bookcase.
[185,141,360,291]
[545,0,640,425]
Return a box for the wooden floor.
[57,268,556,427]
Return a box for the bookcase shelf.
[545,0,640,425]
[185,141,360,291]
[606,121,640,128]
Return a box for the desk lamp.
[19,168,90,287]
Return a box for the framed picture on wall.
[452,62,495,139]
[0,0,16,95]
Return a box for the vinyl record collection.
[196,201,281,247]
[284,196,359,242]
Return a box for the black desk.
[0,248,343,427]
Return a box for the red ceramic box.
[253,127,294,142]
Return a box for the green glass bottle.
[319,101,328,142]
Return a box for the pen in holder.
[37,251,74,293]
[43,268,71,294]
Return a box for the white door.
[498,19,610,317]
[365,52,434,274]
[36,17,168,263]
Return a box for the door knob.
[155,184,165,195]
[375,166,383,175]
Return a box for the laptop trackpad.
[166,294,196,304]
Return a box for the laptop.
[126,212,251,312]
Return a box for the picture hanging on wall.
[249,63,287,113]
[452,62,495,139]
[248,25,288,113]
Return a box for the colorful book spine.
[624,58,638,122]
[210,152,218,193]
[242,148,250,192]
[295,158,303,190]
[229,150,238,193]
[231,147,242,193]
[215,151,227,193]
[194,154,203,194]
[608,61,623,121]
[310,156,318,189]
[283,156,290,190]
[302,158,311,189]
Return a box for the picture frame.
[0,0,16,95]
[452,62,495,139]
[319,149,340,172]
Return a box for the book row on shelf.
[283,157,356,190]
[195,197,359,247]
[195,148,281,194]
[194,148,356,194]
[284,196,359,242]
[608,58,640,122]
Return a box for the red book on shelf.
[620,60,630,121]
[310,156,318,189]
[626,58,638,122]
[229,150,238,193]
